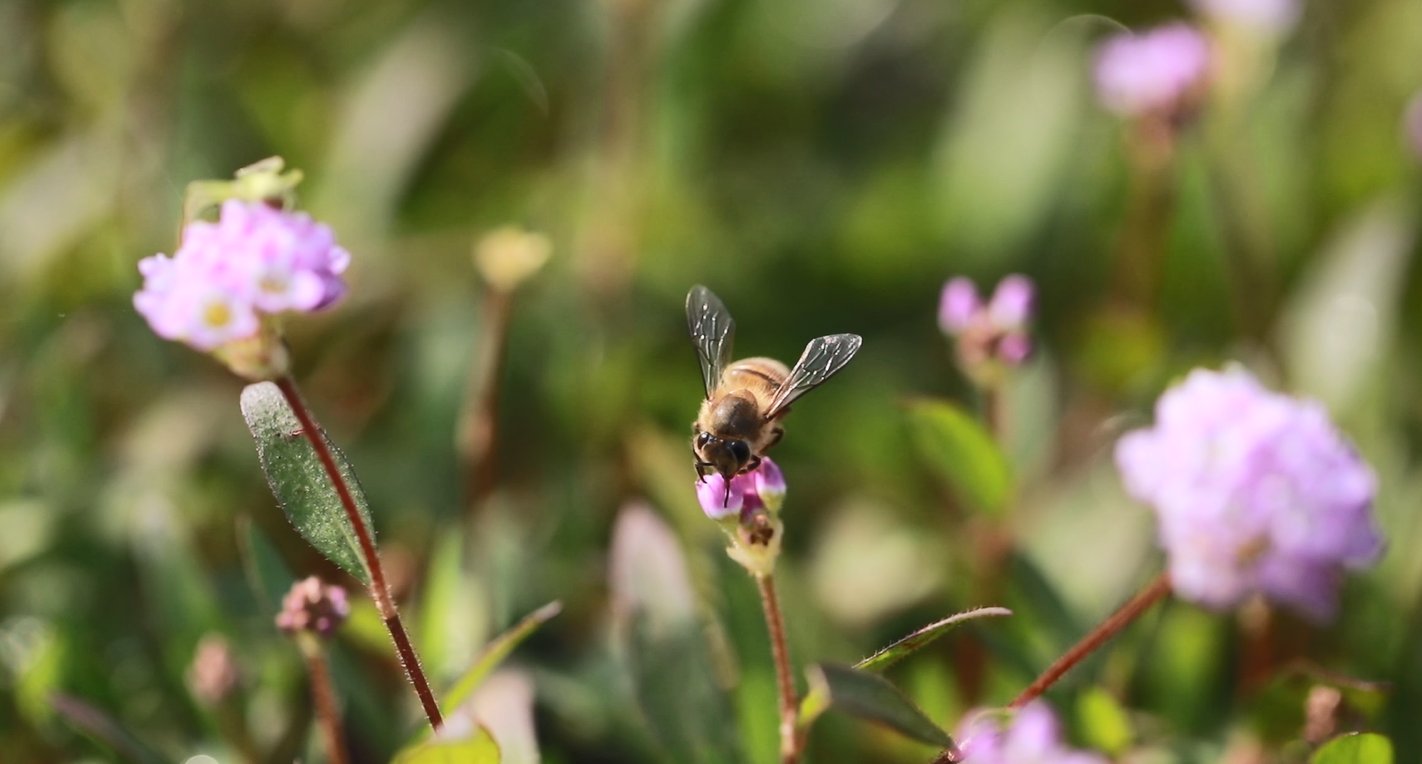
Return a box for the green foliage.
[906,399,1013,516]
[240,381,375,584]
[444,601,562,712]
[393,726,501,764]
[801,663,954,748]
[6,0,1422,761]
[1311,734,1394,764]
[855,607,1012,673]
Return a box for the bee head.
[694,431,752,480]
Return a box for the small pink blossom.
[695,458,784,520]
[956,702,1106,764]
[1115,367,1383,621]
[1094,24,1211,119]
[938,275,1036,376]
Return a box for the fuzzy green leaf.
[240,382,373,584]
[855,607,1012,673]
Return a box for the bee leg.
[743,454,762,474]
[763,427,785,450]
[694,461,712,482]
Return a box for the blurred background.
[3,0,1422,761]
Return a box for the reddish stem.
[1009,573,1171,709]
[300,637,348,764]
[274,377,444,730]
[757,574,799,764]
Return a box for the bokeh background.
[4,0,1422,761]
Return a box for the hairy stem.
[298,635,348,764]
[1010,573,1171,709]
[757,573,800,764]
[274,376,443,730]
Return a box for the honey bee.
[686,285,862,494]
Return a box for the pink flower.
[1115,367,1383,621]
[1094,24,1210,119]
[134,200,349,353]
[956,702,1106,764]
[938,275,1035,374]
[695,458,785,520]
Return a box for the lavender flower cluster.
[134,200,349,352]
[1115,367,1383,620]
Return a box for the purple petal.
[938,278,982,334]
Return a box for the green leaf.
[800,663,954,748]
[393,726,501,764]
[240,382,374,584]
[906,399,1012,515]
[51,694,166,764]
[1310,733,1393,764]
[1077,687,1133,754]
[236,516,294,612]
[855,607,1011,673]
[444,601,562,712]
[609,505,742,763]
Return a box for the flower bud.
[186,634,240,706]
[938,274,1036,384]
[475,226,552,294]
[276,576,350,638]
[1094,24,1210,121]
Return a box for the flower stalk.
[273,376,443,730]
[756,573,800,764]
[1010,573,1172,709]
[296,633,348,764]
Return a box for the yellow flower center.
[203,301,232,328]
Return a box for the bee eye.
[697,432,713,448]
[730,441,750,462]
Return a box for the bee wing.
[765,333,862,419]
[686,285,736,399]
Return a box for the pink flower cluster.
[956,702,1106,764]
[134,200,350,351]
[938,274,1035,370]
[1094,24,1211,119]
[1116,367,1383,621]
[695,458,786,521]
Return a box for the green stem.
[274,376,443,730]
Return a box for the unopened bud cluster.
[276,576,350,638]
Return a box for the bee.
[686,284,862,495]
